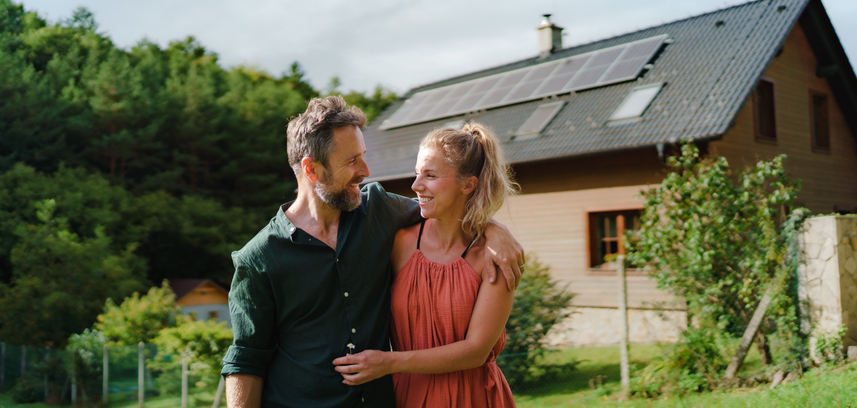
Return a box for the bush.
[497,254,575,389]
[11,377,37,404]
[631,328,726,397]
[67,328,107,402]
[149,316,233,395]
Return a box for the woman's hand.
[333,350,395,386]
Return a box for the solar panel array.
[379,34,669,130]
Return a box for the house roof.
[168,279,227,300]
[363,0,856,182]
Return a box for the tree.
[627,143,805,380]
[95,280,180,345]
[0,199,146,347]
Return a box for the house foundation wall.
[544,306,686,348]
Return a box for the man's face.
[314,125,371,212]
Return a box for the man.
[222,96,524,408]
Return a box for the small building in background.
[169,279,231,326]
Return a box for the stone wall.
[544,306,686,348]
[798,215,857,349]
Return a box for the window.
[208,310,219,320]
[810,90,830,152]
[609,83,663,121]
[588,210,641,268]
[754,79,777,142]
[515,101,565,140]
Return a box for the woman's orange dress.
[390,248,516,408]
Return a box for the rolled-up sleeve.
[221,251,277,378]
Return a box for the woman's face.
[412,147,474,220]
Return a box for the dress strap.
[461,235,477,258]
[416,219,426,250]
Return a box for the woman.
[334,122,519,407]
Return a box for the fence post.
[182,350,189,408]
[71,362,77,405]
[617,255,630,397]
[44,347,49,402]
[21,345,26,376]
[1,342,5,391]
[103,344,109,405]
[138,342,144,408]
[212,376,225,408]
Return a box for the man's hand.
[483,220,525,291]
[333,350,393,386]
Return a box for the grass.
[513,344,856,408]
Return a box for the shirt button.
[344,292,349,297]
[352,328,356,333]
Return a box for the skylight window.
[609,83,663,121]
[515,101,565,140]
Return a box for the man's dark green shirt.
[221,183,420,408]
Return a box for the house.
[362,0,857,346]
[169,279,231,326]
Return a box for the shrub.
[631,328,726,397]
[813,325,847,364]
[149,316,233,395]
[497,254,575,388]
[95,280,180,345]
[67,328,107,402]
[11,377,37,404]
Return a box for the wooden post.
[21,346,26,376]
[617,255,630,397]
[103,345,109,405]
[71,363,77,405]
[138,342,144,408]
[212,376,225,408]
[182,351,189,408]
[44,347,49,402]
[1,342,5,391]
[724,285,776,379]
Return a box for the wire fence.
[0,342,225,407]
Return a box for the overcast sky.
[16,0,857,94]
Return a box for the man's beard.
[315,170,362,212]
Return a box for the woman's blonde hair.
[419,122,519,239]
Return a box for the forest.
[0,0,398,347]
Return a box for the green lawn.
[514,344,856,408]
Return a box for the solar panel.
[504,61,561,102]
[378,34,668,130]
[564,47,625,90]
[599,36,665,84]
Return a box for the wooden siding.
[710,22,857,214]
[492,185,679,309]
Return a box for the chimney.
[537,14,563,59]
